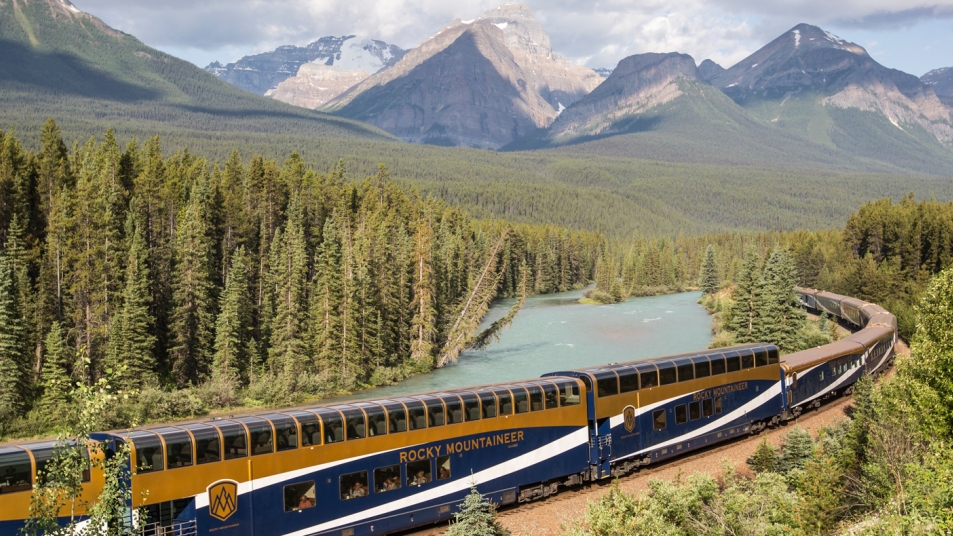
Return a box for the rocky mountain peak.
[548,52,700,140]
[922,66,953,106]
[697,59,725,81]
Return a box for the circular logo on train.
[207,479,239,522]
[623,405,637,433]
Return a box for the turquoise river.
[325,288,713,404]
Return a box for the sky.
[73,0,953,77]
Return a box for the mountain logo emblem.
[208,480,239,522]
[623,406,637,433]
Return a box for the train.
[0,287,897,536]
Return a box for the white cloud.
[72,0,953,71]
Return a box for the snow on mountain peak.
[60,0,81,13]
[331,36,389,73]
[793,29,800,48]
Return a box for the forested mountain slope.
[0,0,392,144]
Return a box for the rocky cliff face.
[325,4,602,149]
[711,24,953,145]
[549,52,699,139]
[923,67,953,107]
[265,64,371,109]
[205,36,403,96]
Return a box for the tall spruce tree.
[700,244,719,295]
[106,205,156,389]
[729,250,763,343]
[39,321,70,414]
[0,254,27,422]
[757,247,806,352]
[268,196,309,378]
[309,217,343,378]
[409,211,436,367]
[213,247,251,383]
[170,193,215,386]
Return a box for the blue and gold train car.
[90,377,590,536]
[543,344,784,477]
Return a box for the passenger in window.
[411,471,430,485]
[298,495,314,510]
[438,467,450,480]
[349,480,367,498]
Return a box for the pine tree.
[309,217,343,377]
[268,196,309,377]
[447,486,511,536]
[776,426,816,473]
[0,254,27,422]
[410,212,436,367]
[106,205,156,390]
[39,321,70,414]
[757,247,806,352]
[213,247,251,384]
[700,244,719,295]
[170,193,215,386]
[728,250,763,343]
[748,437,779,474]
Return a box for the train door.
[577,375,609,480]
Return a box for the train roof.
[544,343,779,378]
[781,338,866,373]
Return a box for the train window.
[162,428,192,469]
[159,430,192,469]
[129,431,164,473]
[741,350,754,369]
[638,366,659,389]
[524,384,544,411]
[289,411,321,446]
[594,373,619,398]
[755,348,768,367]
[262,415,298,452]
[27,441,91,485]
[460,393,481,421]
[380,402,407,433]
[553,380,581,406]
[676,360,694,382]
[509,386,529,414]
[703,398,713,417]
[181,425,221,464]
[357,404,388,436]
[439,394,464,424]
[693,358,711,379]
[407,460,432,487]
[715,397,723,414]
[491,388,513,415]
[689,402,700,421]
[726,354,740,372]
[477,391,498,418]
[710,357,726,375]
[418,396,445,427]
[658,363,677,386]
[541,383,559,409]
[400,399,427,431]
[675,405,687,425]
[768,348,779,364]
[215,422,248,459]
[617,368,639,394]
[284,481,315,512]
[374,465,401,493]
[820,370,825,381]
[437,455,451,480]
[652,410,666,431]
[0,448,32,493]
[235,418,274,455]
[340,471,369,501]
[335,407,367,440]
[316,410,345,443]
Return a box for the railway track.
[397,391,858,536]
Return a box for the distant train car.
[781,339,866,417]
[544,344,783,478]
[814,291,844,318]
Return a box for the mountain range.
[202,7,953,173]
[1,0,952,177]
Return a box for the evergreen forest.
[0,121,603,439]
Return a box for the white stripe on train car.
[282,428,590,536]
[611,381,783,461]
